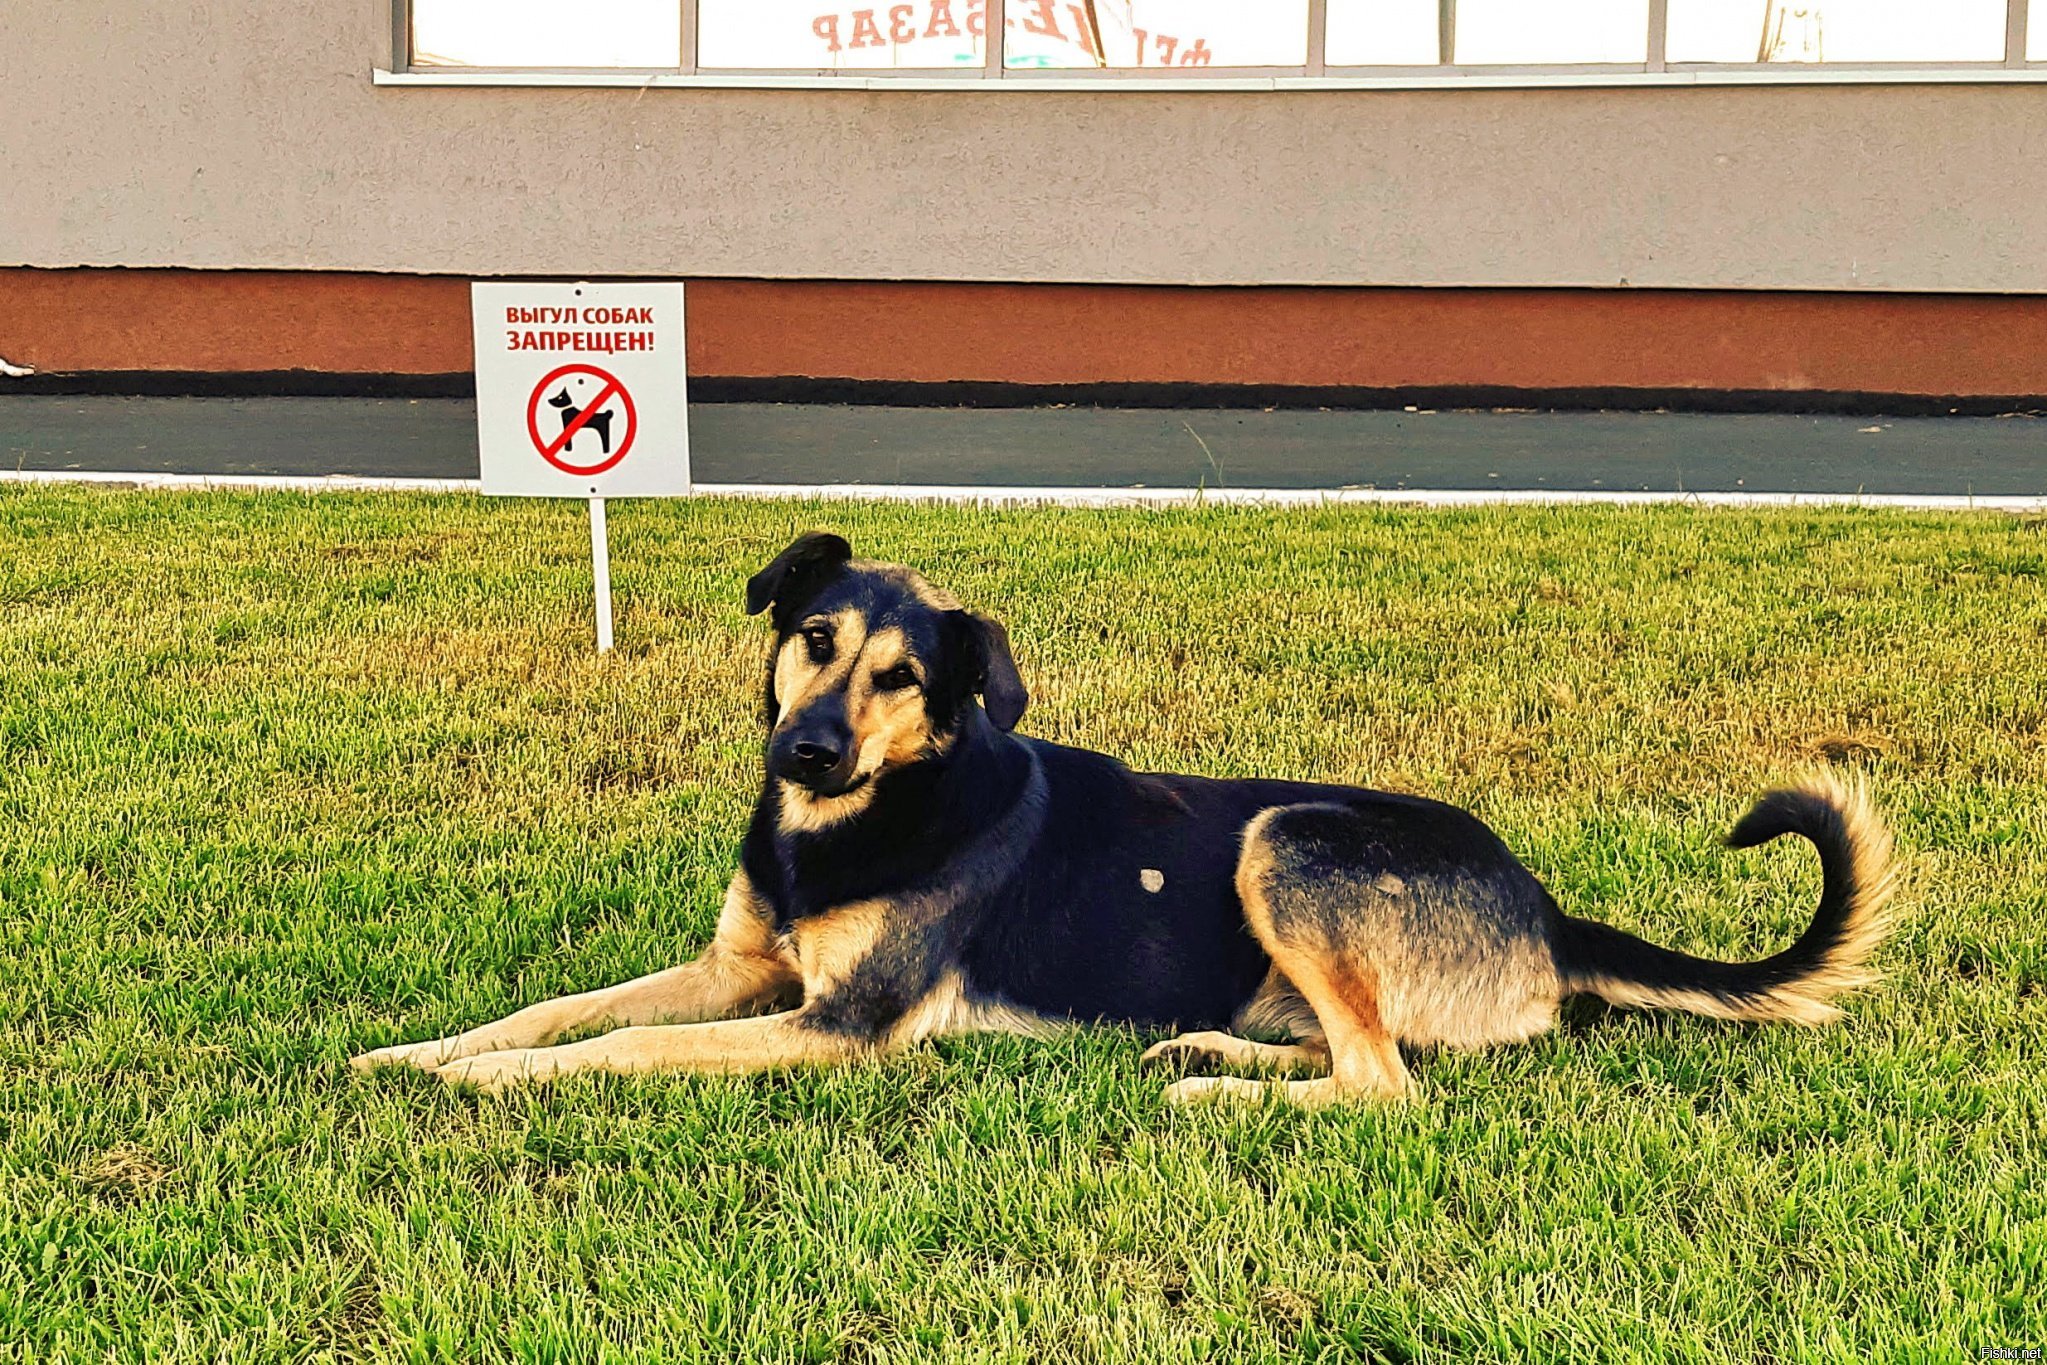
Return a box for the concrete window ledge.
[372,66,2047,93]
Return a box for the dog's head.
[745,532,1026,823]
[547,389,574,409]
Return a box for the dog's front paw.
[434,1050,557,1096]
[1139,1031,1236,1074]
[351,1039,458,1074]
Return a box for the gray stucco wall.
[4,2,2044,291]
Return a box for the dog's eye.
[874,664,919,692]
[801,627,833,664]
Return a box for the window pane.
[411,0,680,67]
[700,0,986,68]
[1326,0,1441,64]
[1004,1,1310,69]
[1455,0,1649,63]
[1668,0,2007,63]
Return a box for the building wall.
[4,3,2047,292]
[7,270,2047,406]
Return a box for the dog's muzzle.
[770,714,864,796]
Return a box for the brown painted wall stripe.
[5,267,2047,397]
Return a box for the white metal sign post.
[589,494,614,652]
[471,281,691,652]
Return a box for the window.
[395,0,2044,77]
[1326,0,1441,65]
[1667,0,2008,63]
[1453,0,1648,64]
[1003,1,1310,69]
[699,0,983,69]
[410,0,680,67]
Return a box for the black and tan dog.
[354,533,1896,1103]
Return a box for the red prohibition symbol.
[526,363,637,476]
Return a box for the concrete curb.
[4,467,2046,511]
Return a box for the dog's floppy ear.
[746,532,852,619]
[957,611,1028,731]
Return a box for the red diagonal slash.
[544,378,622,459]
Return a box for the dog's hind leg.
[1161,953,1407,1108]
[1163,807,1414,1108]
[1141,968,1330,1076]
[1164,803,1564,1108]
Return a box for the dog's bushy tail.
[1555,773,1896,1025]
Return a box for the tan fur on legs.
[352,872,798,1073]
[349,951,798,1074]
[1267,941,1411,1100]
[439,970,1063,1097]
[1160,836,1412,1108]
[1140,1030,1330,1076]
[1164,951,1410,1107]
[433,1011,874,1096]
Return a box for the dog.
[353,532,1897,1103]
[547,387,612,455]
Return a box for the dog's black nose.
[788,740,840,776]
[772,702,854,790]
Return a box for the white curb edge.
[2,468,2043,512]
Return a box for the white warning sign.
[471,282,691,498]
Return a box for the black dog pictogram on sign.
[525,363,637,477]
[548,387,613,455]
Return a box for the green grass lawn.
[2,488,2043,1362]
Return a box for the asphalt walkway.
[4,396,2045,496]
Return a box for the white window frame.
[378,0,2046,88]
